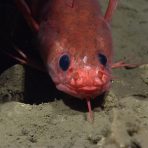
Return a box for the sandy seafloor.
[0,0,148,148]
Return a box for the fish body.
[34,0,114,99]
[15,0,117,99]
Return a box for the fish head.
[38,6,113,99]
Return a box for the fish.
[13,0,120,120]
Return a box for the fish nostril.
[98,71,103,78]
[70,78,75,86]
[76,78,83,86]
[94,78,103,86]
[73,72,80,80]
[102,74,108,83]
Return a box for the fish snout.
[69,67,110,92]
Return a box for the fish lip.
[56,83,104,98]
[56,83,79,97]
[76,86,100,93]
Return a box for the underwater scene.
[0,0,148,147]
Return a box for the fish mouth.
[54,65,111,98]
[56,83,109,98]
[77,86,101,93]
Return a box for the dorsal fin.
[104,0,118,23]
[65,0,74,8]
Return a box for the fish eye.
[59,54,70,71]
[98,53,107,66]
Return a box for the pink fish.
[7,0,136,120]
